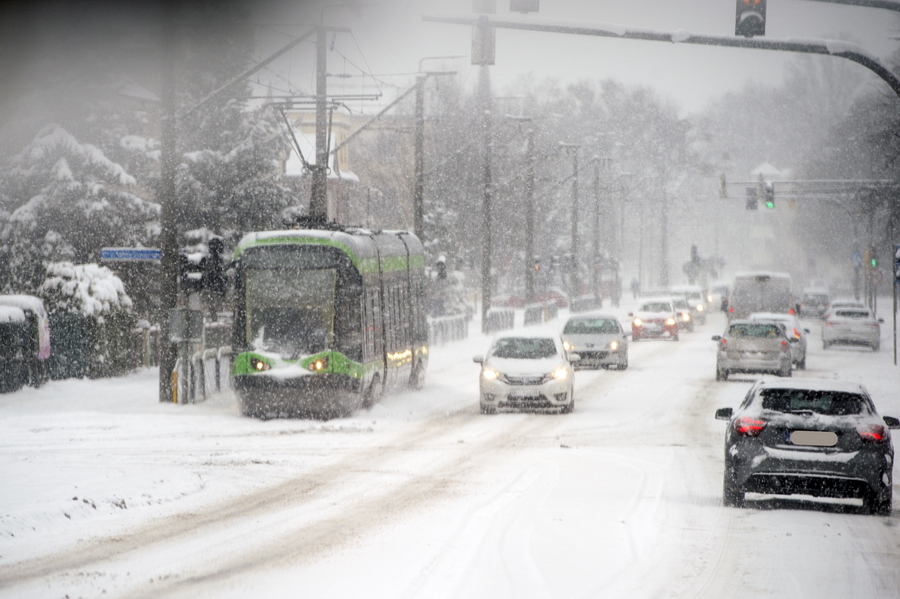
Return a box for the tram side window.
[369,289,382,356]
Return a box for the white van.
[727,272,795,321]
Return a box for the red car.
[629,297,680,341]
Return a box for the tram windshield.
[245,267,336,357]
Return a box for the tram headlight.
[308,356,329,372]
[250,357,271,372]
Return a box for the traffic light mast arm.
[422,15,900,99]
[797,0,900,12]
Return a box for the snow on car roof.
[753,378,866,394]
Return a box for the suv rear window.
[758,389,869,416]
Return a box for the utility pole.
[660,187,670,289]
[413,67,457,240]
[560,143,579,294]
[158,2,179,403]
[413,75,425,238]
[310,25,329,220]
[479,65,493,333]
[524,126,536,304]
[593,158,602,307]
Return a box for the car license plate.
[788,430,838,447]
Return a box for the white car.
[474,334,578,414]
[749,312,810,370]
[561,314,629,370]
[823,306,883,351]
[671,284,708,324]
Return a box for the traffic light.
[735,0,767,38]
[764,184,775,209]
[533,258,541,272]
[745,186,758,210]
[870,247,878,269]
[178,253,205,294]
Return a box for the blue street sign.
[851,251,863,268]
[100,247,161,262]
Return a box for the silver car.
[561,314,629,370]
[715,378,899,514]
[712,319,793,380]
[749,312,809,370]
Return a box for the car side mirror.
[804,328,810,334]
[715,407,733,420]
[568,353,581,363]
[878,318,885,324]
[883,416,900,429]
[472,355,483,364]
[711,335,722,341]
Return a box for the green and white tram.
[230,227,428,418]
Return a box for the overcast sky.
[254,0,899,115]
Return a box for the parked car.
[0,295,51,388]
[561,314,629,370]
[474,334,579,414]
[749,312,809,370]
[823,306,882,351]
[715,378,899,514]
[712,319,793,380]
[798,289,830,318]
[669,296,694,332]
[629,297,679,341]
[671,284,708,324]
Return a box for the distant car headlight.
[482,368,500,380]
[563,340,573,351]
[666,317,677,326]
[696,304,705,312]
[551,368,568,380]
[633,318,643,326]
[609,340,619,350]
[682,313,691,322]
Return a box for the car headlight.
[633,318,643,326]
[682,313,691,321]
[482,368,500,380]
[696,304,704,312]
[666,317,676,326]
[563,340,573,351]
[609,340,619,350]
[551,368,568,380]
[307,356,329,372]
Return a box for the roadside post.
[894,243,900,365]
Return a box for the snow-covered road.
[2,302,900,598]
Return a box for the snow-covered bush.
[38,262,134,379]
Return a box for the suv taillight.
[733,416,766,437]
